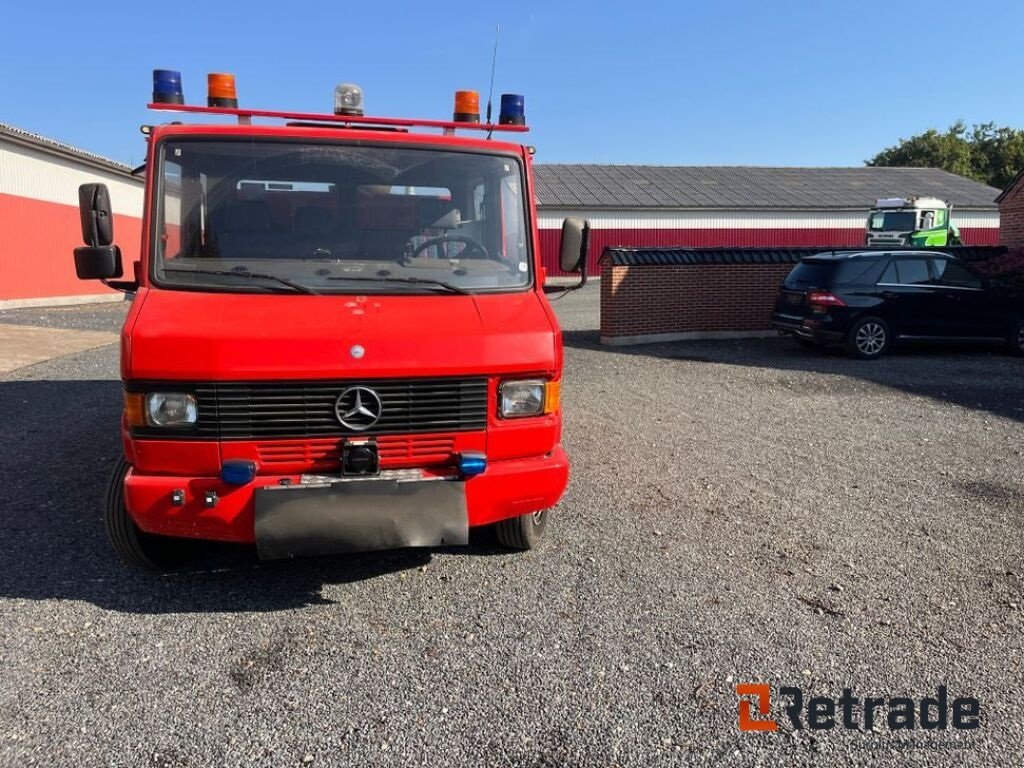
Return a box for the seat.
[292,205,359,260]
[215,200,282,260]
[294,206,334,237]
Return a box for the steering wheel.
[411,235,489,261]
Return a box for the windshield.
[868,210,917,232]
[153,140,532,294]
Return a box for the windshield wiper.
[323,275,469,295]
[161,267,319,295]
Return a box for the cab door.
[876,256,944,337]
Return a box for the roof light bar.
[147,102,529,133]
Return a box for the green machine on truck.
[865,196,962,247]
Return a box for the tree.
[866,122,1024,190]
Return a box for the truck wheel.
[494,510,549,550]
[845,317,890,360]
[1008,319,1024,356]
[104,457,195,570]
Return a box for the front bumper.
[123,447,569,547]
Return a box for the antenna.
[486,24,499,138]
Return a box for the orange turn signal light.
[124,392,145,427]
[543,380,561,415]
[453,90,480,122]
[207,73,238,108]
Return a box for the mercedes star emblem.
[335,386,383,431]
[350,344,365,359]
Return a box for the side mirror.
[78,183,114,246]
[559,217,589,273]
[544,218,590,295]
[74,183,125,281]
[74,244,123,280]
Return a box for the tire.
[104,457,195,570]
[494,510,549,550]
[1008,319,1024,356]
[845,317,891,360]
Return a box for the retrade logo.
[737,683,778,732]
[736,684,980,732]
[335,386,383,431]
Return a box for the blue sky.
[2,0,1021,168]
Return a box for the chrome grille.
[132,377,488,439]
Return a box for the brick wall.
[600,262,793,344]
[999,181,1024,250]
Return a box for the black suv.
[771,251,1024,359]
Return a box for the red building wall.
[0,138,144,307]
[999,181,1024,250]
[0,193,141,303]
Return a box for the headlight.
[500,379,560,418]
[145,392,198,427]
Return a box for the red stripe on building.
[0,193,142,301]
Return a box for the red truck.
[72,71,587,569]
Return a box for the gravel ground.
[1,286,1022,767]
[0,300,130,333]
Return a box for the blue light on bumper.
[457,452,487,478]
[221,460,257,485]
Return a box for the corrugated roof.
[536,165,1001,211]
[600,245,1007,267]
[0,122,136,178]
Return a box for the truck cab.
[866,196,960,247]
[72,74,587,568]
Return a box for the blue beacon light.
[152,69,185,105]
[498,94,526,125]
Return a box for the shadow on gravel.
[0,378,507,615]
[563,329,1024,424]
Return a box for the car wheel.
[1008,319,1024,356]
[845,317,890,360]
[104,457,195,570]
[494,510,549,550]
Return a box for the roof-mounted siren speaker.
[453,90,481,123]
[334,83,365,117]
[207,73,238,108]
[498,93,525,125]
[152,69,184,105]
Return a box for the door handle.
[881,291,898,300]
